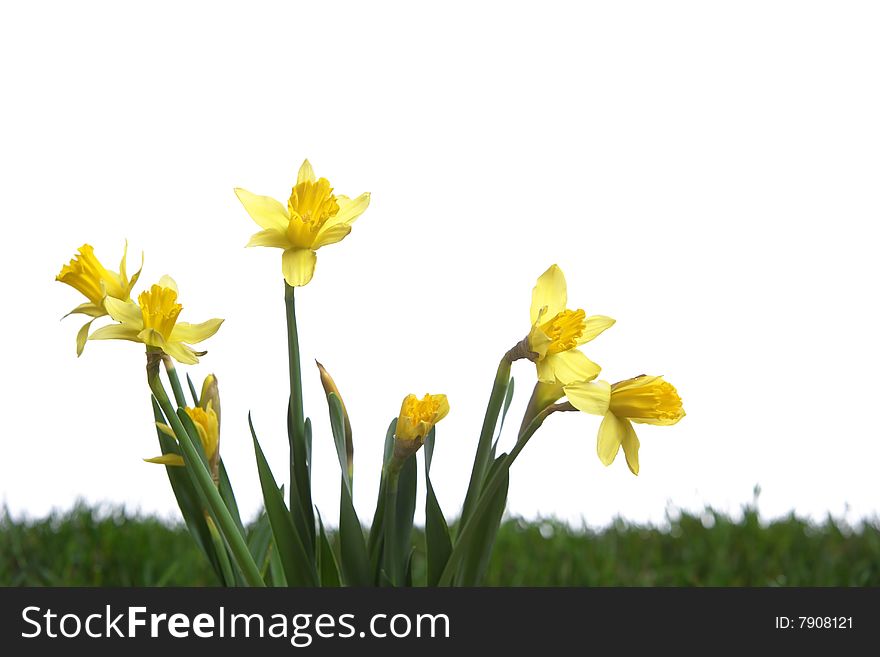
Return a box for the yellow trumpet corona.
[393,393,450,463]
[56,242,143,356]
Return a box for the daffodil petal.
[619,418,640,475]
[597,411,625,466]
[577,315,616,345]
[103,297,143,326]
[311,223,352,249]
[171,318,224,344]
[282,248,317,287]
[162,339,200,365]
[544,349,601,385]
[75,319,95,356]
[63,302,106,319]
[157,275,178,294]
[246,228,291,249]
[234,187,290,231]
[297,159,316,185]
[331,192,371,226]
[563,380,611,415]
[88,324,142,342]
[144,454,185,466]
[530,264,567,326]
[155,422,176,438]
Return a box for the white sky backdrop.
[2,1,878,528]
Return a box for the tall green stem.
[147,353,265,587]
[284,282,315,554]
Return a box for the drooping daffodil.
[56,242,143,356]
[235,160,370,287]
[517,265,615,385]
[563,375,685,475]
[88,276,223,365]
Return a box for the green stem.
[284,282,315,554]
[383,466,401,586]
[459,355,512,530]
[438,407,551,586]
[148,356,265,587]
[162,356,187,408]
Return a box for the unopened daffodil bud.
[390,393,449,471]
[316,361,353,479]
[199,374,221,428]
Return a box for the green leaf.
[455,454,510,586]
[387,455,417,586]
[491,376,515,460]
[249,413,317,586]
[367,418,397,582]
[460,358,512,531]
[327,393,371,585]
[328,394,351,493]
[317,512,341,587]
[186,372,200,406]
[424,429,452,586]
[218,459,246,538]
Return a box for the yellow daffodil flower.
[523,264,615,385]
[56,242,143,356]
[88,276,223,365]
[392,393,450,463]
[235,160,370,287]
[147,402,220,475]
[564,375,685,475]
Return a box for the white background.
[2,1,878,529]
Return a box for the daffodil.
[147,402,220,478]
[88,276,223,365]
[564,375,685,475]
[235,160,370,287]
[392,393,450,464]
[56,242,143,356]
[518,264,615,385]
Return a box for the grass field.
[2,503,878,586]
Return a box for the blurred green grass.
[2,502,878,586]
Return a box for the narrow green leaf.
[328,394,351,493]
[186,372,200,406]
[367,418,397,580]
[455,454,509,586]
[460,357,511,530]
[317,512,341,587]
[391,455,417,585]
[424,430,452,586]
[249,413,317,586]
[491,376,515,460]
[218,459,246,538]
[339,482,371,586]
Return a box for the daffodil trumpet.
[56,242,143,356]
